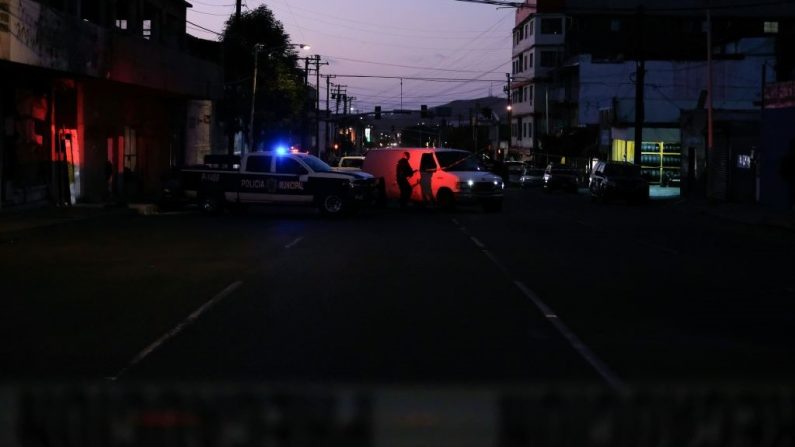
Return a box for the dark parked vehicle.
[519,167,545,187]
[504,161,527,185]
[543,164,579,192]
[589,161,649,203]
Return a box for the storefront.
[609,128,681,185]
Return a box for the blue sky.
[188,0,514,111]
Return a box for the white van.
[361,148,504,212]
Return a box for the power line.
[186,20,223,36]
[331,74,506,82]
[455,0,795,13]
[188,0,237,6]
[322,54,509,74]
[188,8,234,16]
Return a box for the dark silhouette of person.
[396,151,415,209]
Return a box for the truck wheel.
[436,188,455,211]
[375,180,387,208]
[319,193,346,216]
[199,193,224,215]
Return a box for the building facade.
[0,0,223,207]
[510,0,795,195]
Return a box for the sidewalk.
[679,197,795,232]
[0,203,138,235]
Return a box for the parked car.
[504,161,527,185]
[543,164,579,192]
[334,156,365,172]
[589,161,649,203]
[519,167,545,187]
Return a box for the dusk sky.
[188,0,514,112]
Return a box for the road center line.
[470,236,485,249]
[109,280,243,381]
[284,236,304,249]
[456,221,626,392]
[514,280,626,393]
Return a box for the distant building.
[510,0,795,195]
[0,0,223,207]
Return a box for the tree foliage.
[221,6,308,150]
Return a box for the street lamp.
[248,43,310,153]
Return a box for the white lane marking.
[284,236,304,249]
[470,236,486,249]
[514,280,626,393]
[110,280,243,381]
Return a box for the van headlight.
[457,180,474,190]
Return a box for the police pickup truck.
[177,150,375,216]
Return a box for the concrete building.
[0,0,223,207]
[509,0,795,193]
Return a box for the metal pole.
[326,75,331,160]
[633,5,645,166]
[707,7,713,154]
[235,0,241,20]
[315,55,321,157]
[400,78,403,111]
[506,72,511,162]
[247,46,260,154]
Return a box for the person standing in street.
[396,151,415,209]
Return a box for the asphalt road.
[2,187,795,387]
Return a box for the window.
[528,52,534,68]
[115,19,127,30]
[524,24,528,38]
[420,153,437,172]
[528,122,533,139]
[522,86,527,102]
[528,19,534,36]
[246,156,272,172]
[528,85,534,102]
[518,53,524,72]
[516,118,522,141]
[274,157,308,175]
[540,51,558,68]
[764,21,779,33]
[524,51,530,71]
[142,19,152,40]
[541,18,563,35]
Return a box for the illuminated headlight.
[457,180,474,189]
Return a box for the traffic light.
[420,104,428,118]
[375,105,381,119]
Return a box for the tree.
[221,6,308,152]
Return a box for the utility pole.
[706,7,714,156]
[506,72,512,162]
[235,0,241,20]
[633,5,646,166]
[248,44,261,154]
[313,55,328,158]
[325,75,335,159]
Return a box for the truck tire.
[319,193,346,216]
[375,180,388,208]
